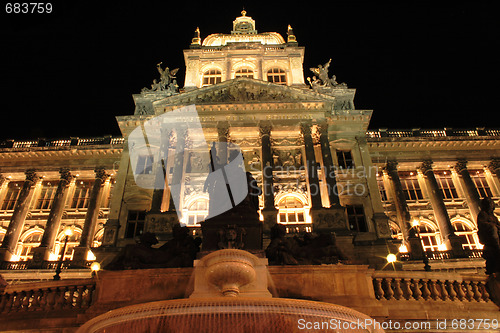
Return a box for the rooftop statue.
[308,59,347,90]
[141,62,179,94]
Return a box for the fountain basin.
[76,297,384,333]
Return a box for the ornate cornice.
[25,169,39,185]
[489,158,500,173]
[94,167,109,182]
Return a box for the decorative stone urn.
[204,249,256,297]
[190,249,272,298]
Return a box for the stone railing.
[372,271,490,303]
[0,260,93,270]
[399,249,483,261]
[366,127,500,139]
[0,278,95,313]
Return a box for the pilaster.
[454,159,480,223]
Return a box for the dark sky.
[1,1,498,140]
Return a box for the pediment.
[155,78,335,107]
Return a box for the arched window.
[452,220,481,250]
[54,229,82,261]
[267,68,286,85]
[415,221,440,252]
[277,196,307,224]
[186,198,209,226]
[17,230,44,261]
[389,222,402,240]
[202,69,222,86]
[235,68,254,78]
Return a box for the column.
[170,127,187,211]
[72,167,108,265]
[31,169,73,265]
[383,161,414,238]
[300,122,322,209]
[0,175,9,205]
[454,160,481,223]
[0,169,39,261]
[318,122,340,207]
[418,160,465,256]
[259,123,278,233]
[383,161,421,257]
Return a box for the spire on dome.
[232,10,257,34]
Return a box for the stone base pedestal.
[145,211,179,241]
[407,237,424,260]
[29,246,52,268]
[201,209,262,252]
[72,246,89,268]
[0,248,15,262]
[448,234,467,258]
[311,206,348,233]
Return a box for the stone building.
[1,11,500,332]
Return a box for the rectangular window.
[435,171,459,199]
[399,173,423,201]
[470,171,493,198]
[336,150,354,169]
[346,205,367,232]
[377,177,388,201]
[36,181,57,209]
[125,210,146,239]
[136,155,154,175]
[71,180,93,209]
[1,182,23,210]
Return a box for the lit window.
[415,222,440,251]
[186,198,209,226]
[267,68,286,85]
[277,196,307,224]
[71,180,93,209]
[235,68,254,78]
[17,231,43,261]
[0,231,5,244]
[54,230,82,261]
[470,171,493,198]
[346,205,367,232]
[125,210,146,239]
[435,171,459,199]
[1,181,23,210]
[452,221,480,250]
[399,172,423,201]
[202,69,222,86]
[336,150,354,169]
[36,181,57,210]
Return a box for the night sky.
[1,1,498,141]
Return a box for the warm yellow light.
[386,253,397,263]
[87,250,96,261]
[437,243,448,251]
[411,217,419,228]
[64,228,73,237]
[48,252,58,261]
[90,262,101,272]
[398,244,408,253]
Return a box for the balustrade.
[0,279,94,313]
[373,272,490,303]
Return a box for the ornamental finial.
[241,9,246,16]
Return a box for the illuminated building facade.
[0,11,499,332]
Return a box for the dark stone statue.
[105,226,200,270]
[477,198,500,274]
[266,224,348,265]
